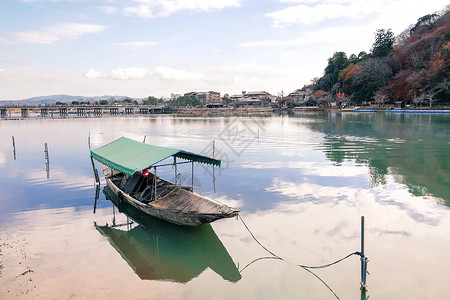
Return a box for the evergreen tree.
[371,29,395,57]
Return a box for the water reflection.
[300,112,450,206]
[96,186,241,283]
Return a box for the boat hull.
[106,178,237,226]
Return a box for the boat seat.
[122,173,145,195]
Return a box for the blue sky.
[0,0,448,100]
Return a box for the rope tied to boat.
[238,214,362,300]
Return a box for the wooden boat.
[90,137,238,226]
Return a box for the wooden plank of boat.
[107,178,237,226]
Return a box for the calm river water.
[0,112,449,299]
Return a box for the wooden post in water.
[12,136,16,160]
[88,135,100,184]
[93,184,100,214]
[44,143,50,179]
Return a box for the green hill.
[311,6,450,107]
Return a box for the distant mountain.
[0,94,134,105]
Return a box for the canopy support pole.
[174,157,177,185]
[153,166,157,200]
[191,161,194,189]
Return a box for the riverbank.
[2,105,450,120]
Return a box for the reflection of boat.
[90,137,238,226]
[95,186,241,283]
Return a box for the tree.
[358,51,370,60]
[222,94,232,105]
[170,95,201,107]
[318,73,336,92]
[324,51,350,83]
[371,29,395,57]
[99,100,109,105]
[71,101,79,105]
[143,96,158,105]
[410,14,439,35]
[311,90,331,105]
[350,57,393,102]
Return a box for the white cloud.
[84,68,105,79]
[153,66,203,80]
[279,0,355,3]
[241,160,369,177]
[20,0,62,2]
[84,66,202,81]
[267,0,449,31]
[123,0,242,18]
[0,37,16,45]
[99,5,120,14]
[84,67,149,80]
[13,23,107,45]
[113,41,158,48]
[110,67,149,80]
[266,0,372,27]
[242,25,367,48]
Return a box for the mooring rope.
[238,214,361,300]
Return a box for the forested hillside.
[311,6,450,107]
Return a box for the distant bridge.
[0,105,165,118]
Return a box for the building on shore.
[184,91,221,103]
[230,91,276,107]
[287,87,313,105]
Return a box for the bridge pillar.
[21,108,29,118]
[110,107,118,115]
[40,108,48,117]
[77,107,86,116]
[125,107,134,115]
[93,107,102,116]
[59,107,67,116]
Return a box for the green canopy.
[90,137,221,176]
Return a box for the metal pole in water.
[361,215,364,281]
[360,216,368,299]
